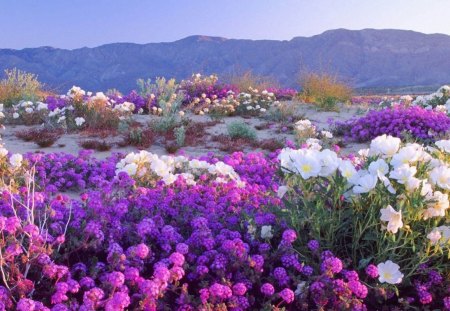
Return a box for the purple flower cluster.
[2,148,450,310]
[333,105,450,142]
[266,87,298,100]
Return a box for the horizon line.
[1,27,449,51]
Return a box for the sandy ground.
[1,102,370,158]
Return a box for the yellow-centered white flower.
[369,135,401,158]
[429,166,450,190]
[377,260,403,284]
[389,164,417,185]
[380,205,403,234]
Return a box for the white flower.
[435,140,450,153]
[353,173,378,194]
[0,148,8,157]
[377,260,404,284]
[25,107,34,113]
[306,138,322,151]
[261,225,273,239]
[368,159,389,176]
[57,116,66,123]
[405,177,421,193]
[36,102,48,111]
[293,152,322,179]
[390,145,422,167]
[420,180,433,197]
[68,86,86,97]
[294,282,307,296]
[277,186,289,198]
[162,173,177,185]
[0,103,3,112]
[389,164,417,184]
[358,149,370,158]
[427,229,442,245]
[13,112,19,119]
[75,117,86,127]
[423,191,449,219]
[320,130,333,138]
[318,149,339,177]
[369,135,401,158]
[179,111,185,117]
[9,153,23,168]
[429,166,450,190]
[338,160,358,182]
[380,205,403,234]
[295,119,314,132]
[122,163,138,176]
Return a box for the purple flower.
[279,288,295,304]
[232,283,247,296]
[365,264,379,278]
[307,239,320,252]
[260,283,275,296]
[281,229,297,244]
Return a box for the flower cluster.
[236,87,279,115]
[413,85,450,111]
[265,87,298,101]
[115,150,244,187]
[333,105,450,143]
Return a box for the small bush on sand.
[300,72,352,111]
[119,127,156,149]
[0,68,44,106]
[227,70,278,92]
[79,139,112,151]
[16,128,62,147]
[227,121,257,141]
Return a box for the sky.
[1,0,450,49]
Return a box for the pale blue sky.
[1,0,449,49]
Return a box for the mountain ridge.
[1,28,449,92]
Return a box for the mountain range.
[1,28,450,93]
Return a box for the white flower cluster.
[190,91,239,115]
[238,87,277,113]
[67,85,86,98]
[116,150,244,187]
[412,85,450,112]
[10,100,48,119]
[112,101,135,113]
[279,134,450,233]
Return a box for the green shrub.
[227,121,257,141]
[174,126,186,147]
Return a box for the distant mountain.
[1,29,450,93]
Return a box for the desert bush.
[227,121,257,141]
[227,70,278,92]
[174,125,186,147]
[79,139,112,151]
[259,138,285,151]
[15,128,62,147]
[119,127,156,149]
[0,68,43,107]
[300,72,353,111]
[265,101,303,124]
